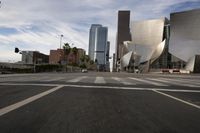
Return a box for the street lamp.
[59,35,64,65]
[60,34,64,49]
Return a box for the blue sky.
[0,0,200,62]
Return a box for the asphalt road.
[0,72,200,133]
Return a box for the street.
[0,72,200,133]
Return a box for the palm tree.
[63,43,71,64]
[71,47,78,64]
[63,43,70,54]
[80,55,85,63]
[85,55,90,63]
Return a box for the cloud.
[0,0,200,62]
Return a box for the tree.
[71,47,78,64]
[63,43,71,63]
[72,47,78,54]
[85,55,90,63]
[80,63,87,69]
[63,43,71,55]
[90,60,94,65]
[80,55,85,63]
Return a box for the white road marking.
[129,77,168,86]
[112,77,135,85]
[43,77,65,82]
[159,78,200,88]
[146,78,170,83]
[94,77,106,84]
[67,76,87,83]
[0,83,200,93]
[153,89,200,110]
[0,85,64,116]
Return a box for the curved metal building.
[120,18,168,72]
[169,9,200,72]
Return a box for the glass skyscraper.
[88,24,102,61]
[88,24,108,68]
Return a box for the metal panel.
[169,9,200,62]
[124,18,165,63]
[185,55,195,72]
[131,18,164,48]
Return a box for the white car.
[81,69,88,73]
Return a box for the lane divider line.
[152,89,200,110]
[0,85,64,116]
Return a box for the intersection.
[0,72,200,133]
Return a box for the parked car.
[81,69,88,73]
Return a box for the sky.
[0,0,200,63]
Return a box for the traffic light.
[15,47,19,53]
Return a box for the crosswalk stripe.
[112,77,135,85]
[162,78,200,85]
[128,77,168,86]
[94,77,106,84]
[43,77,65,82]
[147,78,171,83]
[147,78,184,86]
[159,78,200,88]
[67,76,87,83]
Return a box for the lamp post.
[60,34,64,49]
[59,35,64,64]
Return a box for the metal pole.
[60,35,63,49]
[33,52,36,73]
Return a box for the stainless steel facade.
[169,9,200,72]
[120,18,167,72]
[170,9,200,62]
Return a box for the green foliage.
[35,64,61,72]
[71,47,78,54]
[85,55,90,62]
[79,63,87,69]
[90,60,94,65]
[63,43,71,55]
[80,55,85,62]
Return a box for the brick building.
[49,48,86,65]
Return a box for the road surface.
[0,72,200,133]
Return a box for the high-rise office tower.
[116,10,131,62]
[88,24,102,61]
[88,24,109,70]
[94,26,108,65]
